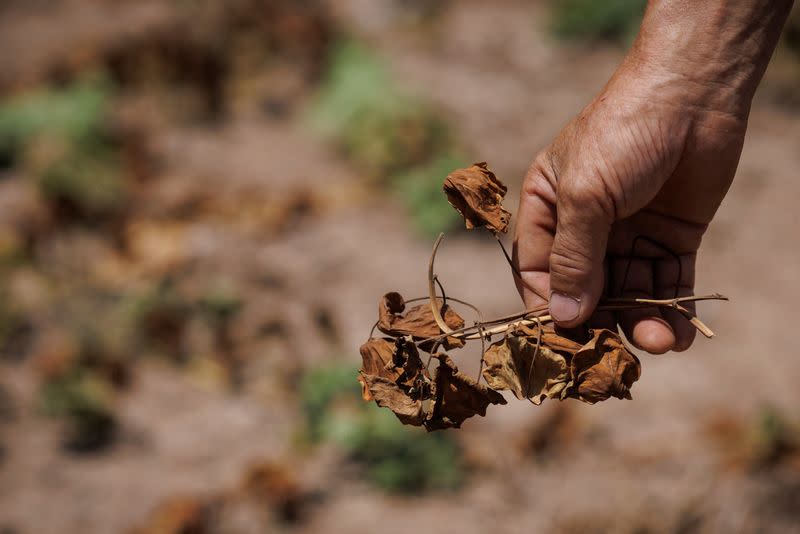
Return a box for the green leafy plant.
[39,370,117,453]
[550,0,646,45]
[751,406,800,469]
[391,154,466,237]
[311,41,451,178]
[0,77,128,218]
[310,41,466,238]
[0,78,110,162]
[301,363,463,493]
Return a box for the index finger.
[513,162,558,310]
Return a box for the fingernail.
[550,292,581,323]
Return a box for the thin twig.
[525,316,543,404]
[493,233,548,302]
[426,294,728,343]
[428,233,453,334]
[477,323,486,383]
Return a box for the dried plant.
[360,162,727,430]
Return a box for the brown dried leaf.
[566,329,641,404]
[482,335,569,404]
[358,337,398,400]
[517,324,583,355]
[358,338,398,378]
[443,162,511,233]
[358,337,427,401]
[361,374,426,426]
[377,292,464,350]
[426,354,506,431]
[361,375,425,426]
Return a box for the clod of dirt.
[442,162,511,233]
[130,496,213,534]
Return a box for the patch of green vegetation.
[27,138,127,217]
[550,0,646,45]
[196,286,243,324]
[39,370,117,453]
[0,78,110,161]
[392,153,466,237]
[0,295,27,360]
[310,41,464,238]
[301,363,463,494]
[0,77,128,218]
[751,406,799,469]
[311,41,451,177]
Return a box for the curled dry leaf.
[377,291,464,350]
[426,354,506,431]
[361,375,426,425]
[357,337,399,400]
[480,326,641,406]
[482,335,569,405]
[566,329,641,404]
[358,337,428,401]
[359,337,431,426]
[358,338,504,430]
[443,162,511,234]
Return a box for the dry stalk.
[424,233,728,348]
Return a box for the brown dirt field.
[1,1,800,533]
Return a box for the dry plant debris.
[443,161,511,233]
[360,162,728,430]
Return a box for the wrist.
[622,0,794,119]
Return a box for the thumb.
[549,179,613,327]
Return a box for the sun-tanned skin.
[514,0,795,354]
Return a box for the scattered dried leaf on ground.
[376,291,464,350]
[565,329,641,404]
[442,162,511,233]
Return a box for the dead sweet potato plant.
[360,162,727,430]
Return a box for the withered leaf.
[361,374,426,426]
[426,354,506,431]
[482,335,569,405]
[443,162,511,234]
[517,324,583,355]
[359,338,399,379]
[358,337,427,401]
[377,292,465,350]
[565,329,641,404]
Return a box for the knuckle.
[549,245,592,288]
[523,155,558,203]
[560,178,616,222]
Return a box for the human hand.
[513,68,743,353]
[512,0,793,354]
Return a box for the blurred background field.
[0,1,800,532]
